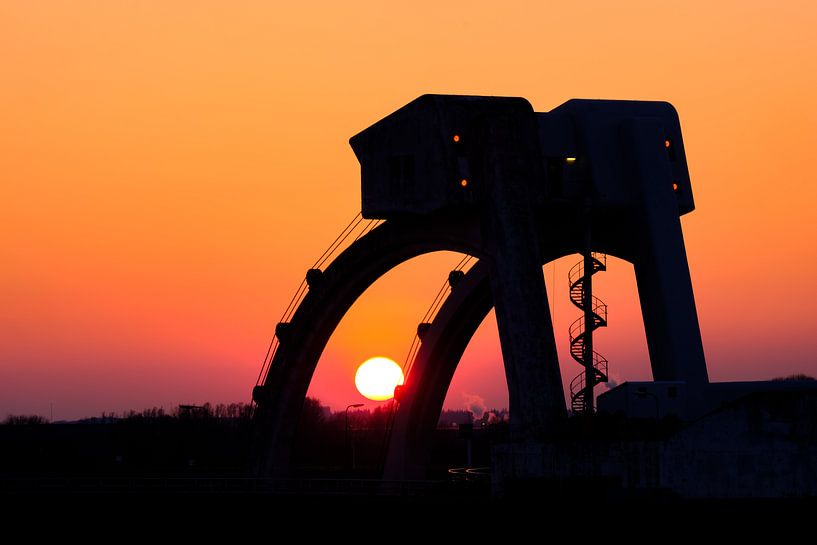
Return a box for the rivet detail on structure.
[306,268,324,289]
[252,385,268,404]
[275,322,291,341]
[416,322,432,340]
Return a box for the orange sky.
[2,2,816,420]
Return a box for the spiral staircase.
[568,253,609,414]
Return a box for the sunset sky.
[2,2,816,420]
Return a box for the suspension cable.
[379,254,475,470]
[401,254,473,377]
[256,213,387,390]
[313,213,363,270]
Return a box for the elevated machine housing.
[351,95,695,216]
[351,94,707,392]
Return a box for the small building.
[598,381,688,419]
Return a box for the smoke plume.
[462,392,487,419]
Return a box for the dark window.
[388,154,414,198]
[545,157,564,197]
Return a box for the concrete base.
[598,379,817,420]
[494,387,817,499]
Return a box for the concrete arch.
[254,204,708,478]
[254,95,711,481]
[252,213,488,475]
[383,207,697,480]
[383,220,634,480]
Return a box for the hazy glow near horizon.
[2,2,817,419]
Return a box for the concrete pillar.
[473,109,567,437]
[623,119,709,387]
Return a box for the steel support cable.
[257,217,385,388]
[402,282,448,371]
[313,213,364,270]
[350,218,382,245]
[401,254,473,375]
[255,278,309,385]
[379,254,474,471]
[256,212,366,388]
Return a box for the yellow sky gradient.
[2,2,816,418]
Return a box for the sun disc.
[354,357,405,401]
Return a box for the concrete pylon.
[623,119,708,386]
[472,108,566,437]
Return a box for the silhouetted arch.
[254,207,706,477]
[383,218,642,480]
[253,214,489,475]
[255,95,714,481]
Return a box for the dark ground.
[3,407,816,532]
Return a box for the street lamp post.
[345,403,364,472]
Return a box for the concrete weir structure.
[252,94,711,480]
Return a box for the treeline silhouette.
[0,398,508,479]
[2,414,48,425]
[1,402,256,479]
[2,399,507,428]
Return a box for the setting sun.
[354,357,405,401]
